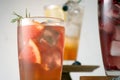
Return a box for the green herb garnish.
[11,12,23,23]
[11,9,31,23]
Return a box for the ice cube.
[41,48,61,71]
[52,49,61,66]
[21,18,33,26]
[40,28,60,46]
[111,41,120,56]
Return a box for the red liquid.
[18,21,64,80]
[98,0,120,71]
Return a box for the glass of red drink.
[98,0,120,76]
[17,17,65,80]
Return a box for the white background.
[0,0,106,80]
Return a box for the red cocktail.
[98,0,120,76]
[17,17,65,80]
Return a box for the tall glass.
[17,17,65,80]
[44,1,85,62]
[63,0,84,61]
[98,0,120,76]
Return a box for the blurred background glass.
[44,0,85,64]
[98,0,120,76]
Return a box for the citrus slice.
[32,20,44,30]
[19,39,41,64]
[44,5,66,21]
[29,39,41,64]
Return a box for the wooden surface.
[80,76,119,80]
[63,65,99,72]
[62,65,99,80]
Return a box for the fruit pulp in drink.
[18,19,65,80]
[98,0,120,71]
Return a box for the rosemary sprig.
[11,12,23,23]
[11,9,31,23]
[25,8,31,18]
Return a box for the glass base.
[106,70,120,76]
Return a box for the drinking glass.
[98,0,120,76]
[17,17,65,80]
[44,1,85,63]
[62,0,84,62]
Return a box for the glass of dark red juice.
[98,0,120,76]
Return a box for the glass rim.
[19,16,64,22]
[18,16,65,27]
